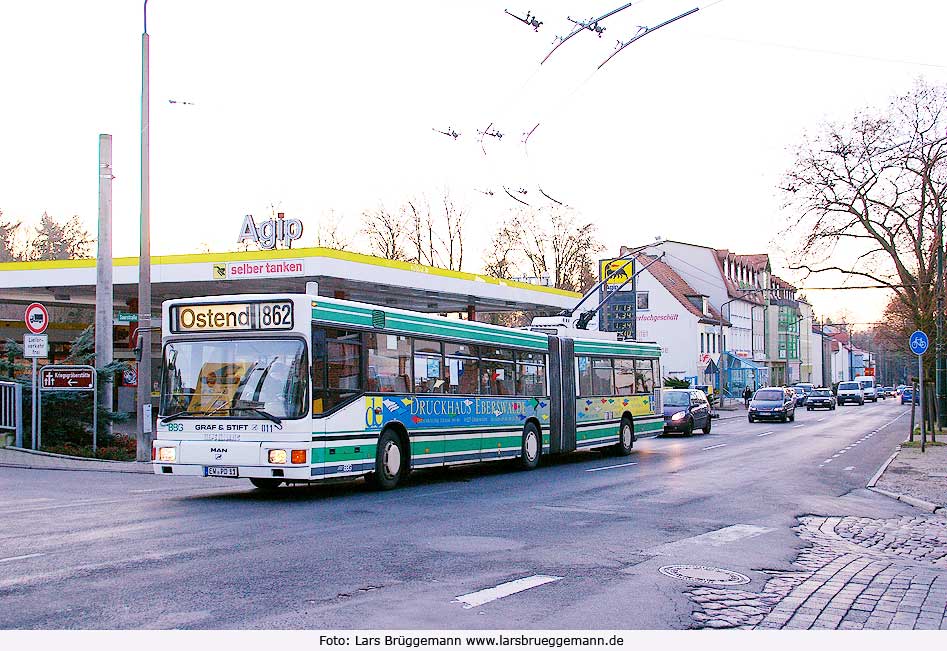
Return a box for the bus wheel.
[519,423,541,470]
[615,417,634,456]
[249,478,282,490]
[370,429,406,490]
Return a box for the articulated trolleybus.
[153,293,663,489]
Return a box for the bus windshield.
[160,338,308,420]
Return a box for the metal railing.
[0,381,23,447]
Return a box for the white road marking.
[0,553,44,564]
[585,462,638,473]
[757,431,775,437]
[0,498,123,516]
[454,575,562,609]
[823,459,834,464]
[678,524,774,546]
[793,425,804,429]
[844,466,855,471]
[818,418,826,422]
[702,444,727,451]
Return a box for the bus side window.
[312,326,363,412]
[366,333,411,393]
[592,358,615,396]
[614,358,635,396]
[413,339,445,393]
[577,356,592,397]
[635,359,655,394]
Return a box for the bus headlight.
[157,447,176,463]
[291,449,307,464]
[268,449,287,464]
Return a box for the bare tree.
[485,207,602,292]
[781,80,947,339]
[0,210,24,262]
[402,192,466,271]
[361,203,409,261]
[26,213,93,261]
[314,210,352,250]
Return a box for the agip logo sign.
[237,213,303,250]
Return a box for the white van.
[837,381,865,406]
[854,375,877,402]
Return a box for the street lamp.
[137,0,152,460]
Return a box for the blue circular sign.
[910,330,929,355]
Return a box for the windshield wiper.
[161,410,211,423]
[238,406,282,424]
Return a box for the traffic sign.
[909,330,929,355]
[24,302,49,334]
[23,334,48,358]
[116,312,138,323]
[39,365,95,391]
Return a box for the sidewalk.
[0,446,153,474]
[873,440,947,513]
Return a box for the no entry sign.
[25,302,49,334]
[40,365,95,391]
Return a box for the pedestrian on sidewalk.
[743,385,753,409]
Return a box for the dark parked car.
[793,383,814,406]
[748,387,796,423]
[806,388,836,411]
[901,388,917,405]
[663,389,712,436]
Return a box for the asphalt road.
[0,399,921,629]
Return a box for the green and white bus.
[153,293,663,489]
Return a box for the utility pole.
[95,134,113,436]
[938,205,945,427]
[137,0,153,461]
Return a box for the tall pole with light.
[136,0,153,460]
[937,189,945,427]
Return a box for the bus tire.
[519,422,541,470]
[249,478,282,490]
[369,429,406,491]
[615,416,634,456]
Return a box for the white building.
[633,254,730,386]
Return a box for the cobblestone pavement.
[687,514,947,629]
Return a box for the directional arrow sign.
[39,365,95,391]
[909,330,930,356]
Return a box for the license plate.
[206,466,238,478]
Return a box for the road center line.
[454,575,562,609]
[757,431,775,437]
[817,418,826,422]
[585,462,638,473]
[0,553,45,564]
[702,444,727,451]
[793,425,804,429]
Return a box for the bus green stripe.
[312,304,548,349]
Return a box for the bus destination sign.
[171,301,294,333]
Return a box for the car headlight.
[268,449,287,464]
[773,407,784,411]
[671,411,686,421]
[157,447,176,463]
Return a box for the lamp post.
[136,0,153,460]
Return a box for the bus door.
[547,336,576,454]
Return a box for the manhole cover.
[658,564,751,585]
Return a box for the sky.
[1,0,946,326]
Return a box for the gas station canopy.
[0,247,580,315]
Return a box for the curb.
[866,442,945,514]
[0,462,153,475]
[2,446,136,464]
